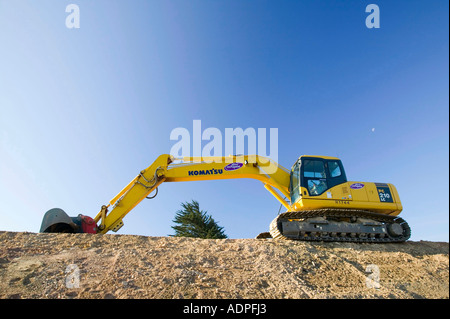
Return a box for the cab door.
[300,157,349,200]
[302,159,329,196]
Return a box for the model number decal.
[377,186,393,203]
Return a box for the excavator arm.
[41,154,291,234]
[95,154,291,234]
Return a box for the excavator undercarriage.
[264,209,411,243]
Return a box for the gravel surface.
[0,231,448,299]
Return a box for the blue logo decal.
[350,183,365,189]
[224,163,244,171]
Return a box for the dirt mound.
[0,231,448,299]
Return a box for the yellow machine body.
[288,155,402,216]
[40,153,409,242]
[292,182,402,215]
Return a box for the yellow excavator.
[40,154,411,242]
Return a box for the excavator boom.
[41,154,291,234]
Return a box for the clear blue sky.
[0,0,448,241]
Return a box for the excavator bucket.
[40,208,98,234]
[40,208,78,233]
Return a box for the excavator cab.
[289,156,347,204]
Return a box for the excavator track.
[269,209,411,243]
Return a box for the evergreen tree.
[171,200,227,239]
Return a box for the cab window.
[303,160,326,178]
[308,179,328,195]
[328,161,342,178]
[290,161,301,203]
[303,159,328,196]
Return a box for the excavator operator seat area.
[289,156,347,203]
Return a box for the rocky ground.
[0,231,448,299]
